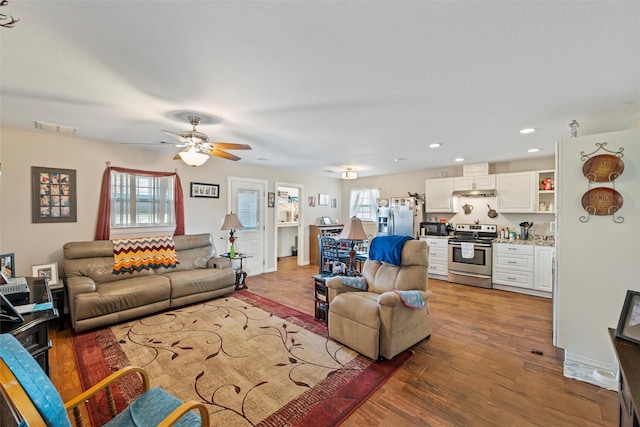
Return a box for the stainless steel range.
[447,224,497,288]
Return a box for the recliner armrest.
[377,289,432,307]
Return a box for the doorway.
[274,182,304,269]
[228,177,267,277]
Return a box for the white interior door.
[229,177,266,277]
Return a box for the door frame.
[274,182,305,269]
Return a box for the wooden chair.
[0,334,209,427]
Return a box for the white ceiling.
[1,1,639,178]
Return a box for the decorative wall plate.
[581,187,623,216]
[582,154,624,182]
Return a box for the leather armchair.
[326,239,432,360]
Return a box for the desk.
[221,253,252,290]
[1,277,58,376]
[609,328,640,426]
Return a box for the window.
[110,171,175,228]
[349,188,379,222]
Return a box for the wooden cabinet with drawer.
[492,243,534,289]
[421,237,449,280]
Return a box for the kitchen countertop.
[493,237,555,247]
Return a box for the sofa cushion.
[166,268,236,299]
[74,275,171,321]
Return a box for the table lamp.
[339,216,368,275]
[221,213,243,257]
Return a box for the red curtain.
[94,166,185,240]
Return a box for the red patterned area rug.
[72,291,411,426]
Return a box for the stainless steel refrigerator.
[376,197,416,237]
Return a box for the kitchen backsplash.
[425,196,555,238]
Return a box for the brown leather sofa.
[326,239,432,360]
[63,233,236,332]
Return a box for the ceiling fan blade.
[211,142,252,151]
[208,148,241,161]
[162,130,192,145]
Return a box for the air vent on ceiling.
[34,121,78,135]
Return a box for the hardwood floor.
[49,256,617,426]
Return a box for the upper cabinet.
[536,170,555,214]
[425,178,455,212]
[496,171,536,212]
[454,175,496,191]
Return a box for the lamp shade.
[221,213,244,231]
[179,148,209,167]
[339,216,368,241]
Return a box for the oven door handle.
[448,243,492,248]
[448,270,492,279]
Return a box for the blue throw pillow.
[340,276,367,290]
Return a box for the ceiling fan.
[162,116,252,167]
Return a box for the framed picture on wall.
[268,192,275,208]
[31,166,77,223]
[318,194,329,206]
[308,196,315,207]
[190,182,219,198]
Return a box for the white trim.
[563,350,618,391]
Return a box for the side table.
[49,280,66,331]
[221,253,252,290]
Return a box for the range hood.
[452,189,497,198]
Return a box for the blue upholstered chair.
[0,334,209,427]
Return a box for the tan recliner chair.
[326,239,432,360]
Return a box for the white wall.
[0,127,342,276]
[556,129,640,375]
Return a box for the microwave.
[420,222,448,236]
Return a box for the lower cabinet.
[493,243,534,288]
[534,246,555,293]
[492,243,554,297]
[422,237,449,280]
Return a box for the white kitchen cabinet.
[422,237,449,279]
[536,170,556,213]
[492,243,534,289]
[534,246,555,293]
[454,175,496,191]
[496,171,536,212]
[425,178,455,212]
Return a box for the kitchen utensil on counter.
[462,203,473,215]
[487,204,497,218]
[519,221,533,240]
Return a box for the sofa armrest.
[208,257,232,269]
[66,276,97,295]
[66,276,97,328]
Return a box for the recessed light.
[454,157,464,162]
[528,148,541,153]
[429,143,442,148]
[520,127,537,134]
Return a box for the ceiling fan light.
[179,149,209,167]
[341,169,357,180]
